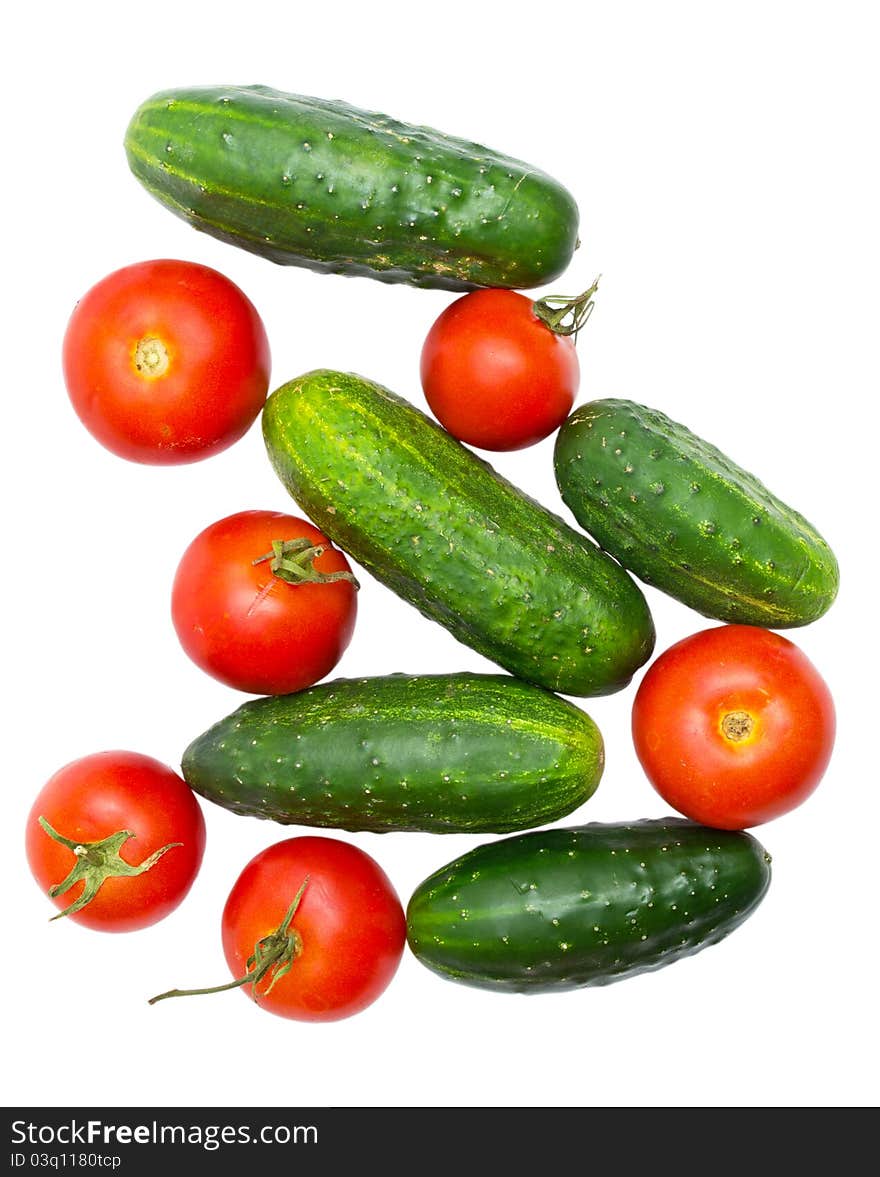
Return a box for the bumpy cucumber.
[181,673,604,834]
[553,399,839,626]
[262,371,655,697]
[124,85,579,291]
[406,819,771,991]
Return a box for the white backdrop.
[5,0,877,1108]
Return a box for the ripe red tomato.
[62,259,270,464]
[420,287,592,451]
[632,625,835,829]
[171,510,359,695]
[25,751,206,931]
[152,837,406,1022]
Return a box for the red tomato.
[151,837,406,1022]
[632,625,835,829]
[62,259,270,464]
[420,287,590,451]
[171,510,358,695]
[25,751,206,931]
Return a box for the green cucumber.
[262,370,655,697]
[124,85,579,291]
[553,399,839,627]
[181,673,604,834]
[406,819,771,991]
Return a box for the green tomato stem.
[39,817,182,921]
[533,276,601,340]
[148,876,310,1006]
[252,537,359,587]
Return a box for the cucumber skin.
[123,85,579,291]
[262,371,655,698]
[406,819,771,992]
[181,673,604,835]
[553,399,839,627]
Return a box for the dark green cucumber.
[406,819,771,991]
[554,399,839,627]
[181,673,604,834]
[262,371,655,697]
[124,85,579,291]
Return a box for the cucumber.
[124,85,579,291]
[406,818,771,991]
[554,399,839,627]
[181,673,604,834]
[262,370,655,697]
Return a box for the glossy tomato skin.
[62,259,270,464]
[25,751,206,931]
[420,289,579,451]
[632,625,835,829]
[171,510,358,695]
[222,837,406,1022]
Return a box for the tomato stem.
[39,817,182,921]
[148,876,310,1007]
[533,276,601,340]
[252,538,359,588]
[133,336,170,378]
[721,710,755,742]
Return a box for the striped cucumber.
[124,85,579,290]
[406,819,772,991]
[554,399,839,626]
[181,673,604,834]
[262,371,655,697]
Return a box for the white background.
[5,1,878,1109]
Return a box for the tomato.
[25,751,206,931]
[632,625,835,830]
[419,284,596,451]
[62,259,271,464]
[171,510,359,695]
[151,837,406,1022]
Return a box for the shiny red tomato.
[420,287,593,451]
[151,837,406,1022]
[62,259,270,464]
[25,751,206,931]
[171,510,358,695]
[632,625,835,829]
